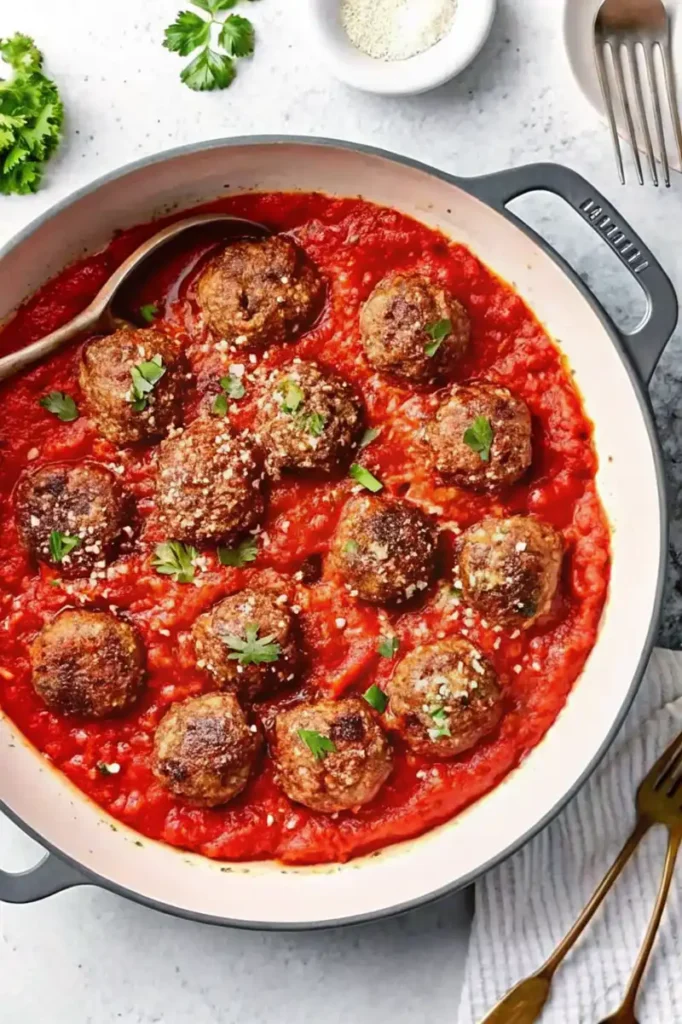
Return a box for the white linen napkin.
[457,648,682,1024]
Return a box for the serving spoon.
[0,212,269,384]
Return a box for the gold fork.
[479,729,682,1023]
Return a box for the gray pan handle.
[464,162,678,382]
[0,851,86,903]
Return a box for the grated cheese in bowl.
[341,0,458,62]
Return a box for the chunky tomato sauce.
[0,193,610,864]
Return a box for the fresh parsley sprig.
[0,34,64,196]
[130,354,166,413]
[463,415,494,462]
[39,391,78,422]
[151,541,197,583]
[163,0,257,93]
[424,318,452,358]
[218,536,258,567]
[297,729,336,761]
[49,530,81,563]
[223,622,281,665]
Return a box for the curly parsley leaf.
[463,415,494,462]
[377,636,399,659]
[49,530,81,563]
[0,34,64,196]
[39,391,78,422]
[151,541,197,583]
[219,373,245,399]
[130,354,166,412]
[224,622,281,665]
[297,729,337,761]
[363,684,388,713]
[424,318,452,358]
[139,303,159,323]
[181,47,236,91]
[163,10,211,55]
[349,463,383,493]
[219,15,255,57]
[218,536,258,567]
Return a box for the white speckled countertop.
[2,0,682,1019]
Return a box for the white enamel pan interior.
[0,139,674,929]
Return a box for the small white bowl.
[305,0,497,96]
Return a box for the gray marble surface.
[2,0,682,1020]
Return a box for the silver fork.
[595,0,682,186]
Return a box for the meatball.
[196,236,325,348]
[156,417,265,546]
[192,588,298,700]
[152,692,262,807]
[329,494,438,605]
[79,327,186,445]
[456,515,563,628]
[387,638,503,758]
[254,361,362,476]
[274,698,393,813]
[29,610,145,718]
[15,462,130,577]
[426,383,532,490]
[360,272,470,382]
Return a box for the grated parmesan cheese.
[342,0,457,62]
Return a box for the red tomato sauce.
[0,193,610,864]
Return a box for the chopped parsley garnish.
[424,318,452,357]
[344,539,359,556]
[427,705,452,741]
[302,411,327,437]
[363,684,388,713]
[130,354,166,412]
[280,380,304,414]
[49,530,81,563]
[223,622,281,665]
[349,463,383,493]
[377,636,399,659]
[96,762,121,776]
[39,391,78,422]
[218,536,258,567]
[220,373,246,400]
[463,415,494,462]
[163,1,257,92]
[151,541,197,583]
[212,393,228,417]
[297,729,337,761]
[359,427,380,449]
[0,34,64,196]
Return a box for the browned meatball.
[192,589,298,700]
[360,272,470,382]
[329,494,438,605]
[196,236,325,348]
[29,610,145,718]
[274,698,393,813]
[152,692,262,807]
[254,361,362,477]
[426,383,532,490]
[79,327,186,445]
[156,417,265,546]
[387,638,503,758]
[15,463,130,578]
[456,516,563,628]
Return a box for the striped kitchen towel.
[458,648,682,1023]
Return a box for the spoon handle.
[0,308,100,383]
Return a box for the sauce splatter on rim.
[0,192,610,865]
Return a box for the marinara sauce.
[0,193,610,864]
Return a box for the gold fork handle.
[599,828,682,1024]
[478,817,650,1023]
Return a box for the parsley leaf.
[427,705,452,741]
[378,636,399,659]
[218,536,258,567]
[193,0,239,11]
[0,34,64,196]
[139,303,159,323]
[49,530,81,563]
[349,463,383,493]
[130,354,166,412]
[359,427,380,449]
[301,411,327,437]
[181,47,236,91]
[219,15,255,57]
[39,391,78,422]
[212,393,228,417]
[280,380,304,414]
[163,10,211,55]
[424,318,452,357]
[297,729,337,761]
[151,541,197,583]
[363,684,388,713]
[463,415,494,462]
[223,622,281,665]
[219,373,245,399]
